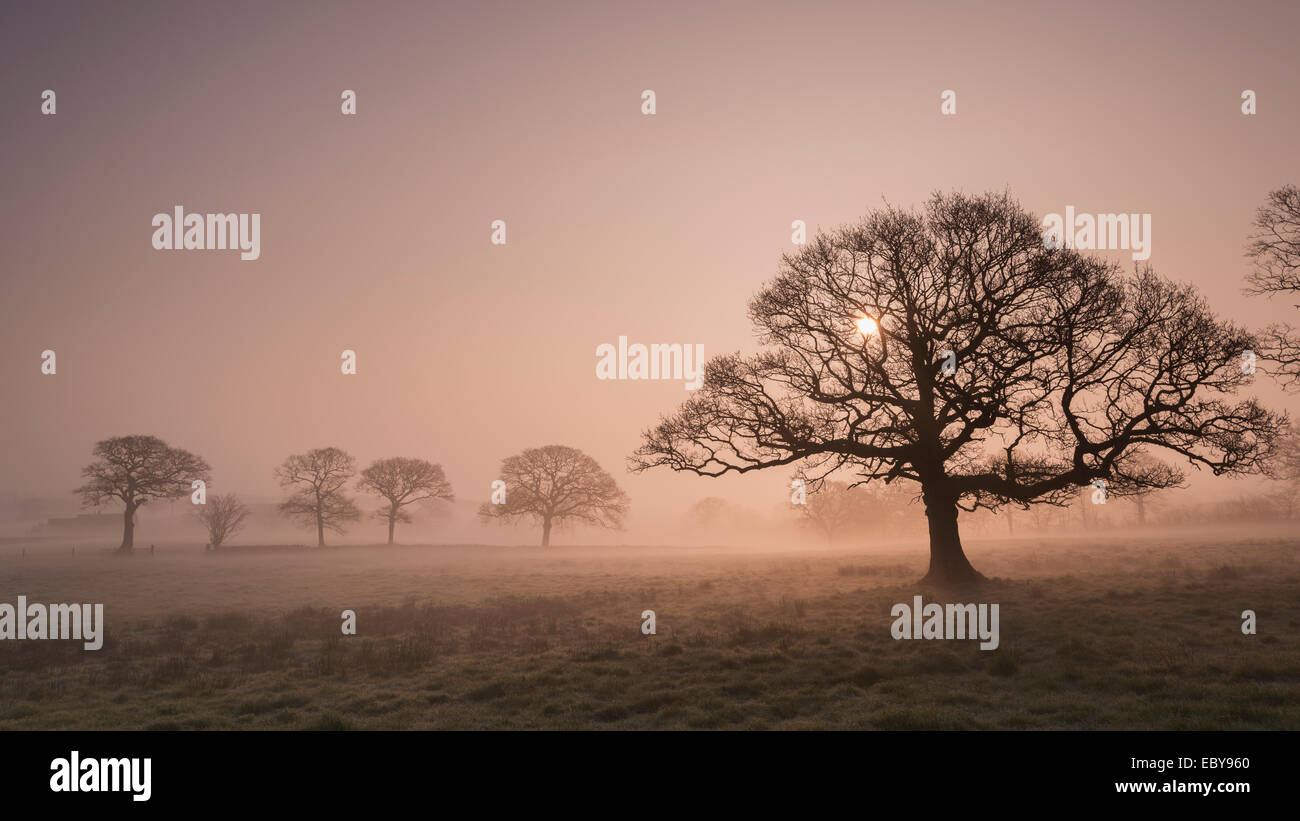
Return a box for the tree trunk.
[119,503,137,552]
[387,509,396,545]
[317,513,325,548]
[541,517,552,547]
[919,486,985,587]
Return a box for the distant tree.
[1130,487,1153,526]
[1028,502,1064,532]
[634,191,1283,586]
[357,457,455,544]
[275,447,360,547]
[1264,431,1300,518]
[75,435,211,552]
[479,445,629,546]
[793,480,864,546]
[687,496,731,528]
[196,493,250,549]
[1244,185,1300,389]
[1122,452,1180,525]
[796,478,921,545]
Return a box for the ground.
[0,533,1296,729]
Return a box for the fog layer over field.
[1,532,1296,730]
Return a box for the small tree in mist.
[1244,185,1300,388]
[196,493,250,549]
[794,478,920,545]
[684,496,756,542]
[634,190,1284,587]
[687,496,734,529]
[75,435,212,552]
[794,480,865,547]
[1122,452,1179,525]
[478,445,629,546]
[1264,431,1300,518]
[275,447,360,547]
[357,457,455,544]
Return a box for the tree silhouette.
[634,191,1283,586]
[793,480,865,547]
[686,496,733,529]
[1264,431,1300,518]
[794,476,919,544]
[357,457,455,544]
[75,435,211,552]
[196,493,250,549]
[479,445,629,546]
[1244,184,1300,389]
[275,447,360,547]
[1121,452,1180,525]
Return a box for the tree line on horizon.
[687,438,1300,546]
[74,439,628,551]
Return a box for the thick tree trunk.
[919,486,985,588]
[316,513,325,547]
[387,508,397,545]
[119,504,137,552]
[541,518,552,547]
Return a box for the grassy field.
[1,533,1297,729]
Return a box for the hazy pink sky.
[3,0,1298,540]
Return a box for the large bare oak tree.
[275,447,361,547]
[357,457,455,544]
[479,445,629,546]
[75,434,212,552]
[633,191,1283,586]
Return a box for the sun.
[855,315,878,336]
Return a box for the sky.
[2,0,1298,542]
